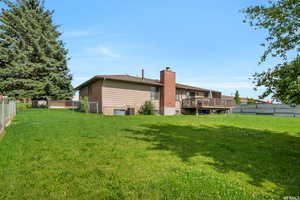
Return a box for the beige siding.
[102,80,160,115]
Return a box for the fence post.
[14,100,16,116]
[1,100,4,129]
[8,101,11,120]
[96,102,99,114]
[13,100,16,116]
[294,108,296,118]
[6,99,8,120]
[10,100,12,119]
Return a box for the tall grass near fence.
[0,98,16,135]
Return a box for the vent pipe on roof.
[141,69,145,80]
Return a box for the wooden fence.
[233,104,300,118]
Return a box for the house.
[222,95,266,105]
[75,67,234,115]
[240,98,266,104]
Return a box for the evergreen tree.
[0,0,73,100]
[234,90,241,104]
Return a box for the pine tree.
[234,90,241,105]
[0,0,73,100]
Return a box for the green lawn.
[0,109,299,200]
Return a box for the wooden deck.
[182,97,234,109]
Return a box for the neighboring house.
[223,95,266,105]
[240,98,266,104]
[75,68,234,115]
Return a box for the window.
[204,92,209,97]
[176,89,181,101]
[187,91,195,99]
[150,87,160,100]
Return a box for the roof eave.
[74,75,221,93]
[175,86,220,93]
[74,76,101,90]
[74,76,163,90]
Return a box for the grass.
[0,109,299,200]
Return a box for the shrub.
[80,96,89,113]
[17,103,31,111]
[247,98,256,104]
[140,101,156,115]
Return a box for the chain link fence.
[0,98,17,135]
[30,100,99,114]
[79,101,99,113]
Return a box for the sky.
[42,1,279,98]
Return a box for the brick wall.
[160,68,176,115]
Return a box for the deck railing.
[182,97,234,108]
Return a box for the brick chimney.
[160,67,176,115]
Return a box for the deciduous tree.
[254,57,300,104]
[243,0,300,104]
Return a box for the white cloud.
[86,45,121,58]
[184,81,254,90]
[207,82,253,89]
[180,74,254,90]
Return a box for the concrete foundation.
[161,107,176,116]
